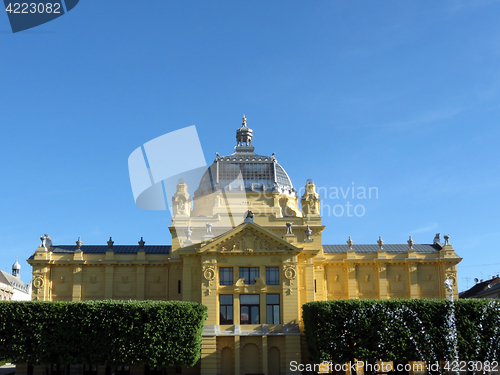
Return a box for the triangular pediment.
[200,222,299,253]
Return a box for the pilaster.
[378,264,388,299]
[262,336,268,375]
[200,336,217,375]
[408,264,419,298]
[201,256,217,325]
[136,265,145,300]
[104,265,114,299]
[72,266,82,301]
[234,335,241,375]
[282,262,298,324]
[314,264,325,300]
[347,264,357,299]
[284,335,301,375]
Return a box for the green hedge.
[0,300,207,367]
[303,299,500,364]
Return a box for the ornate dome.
[12,258,20,271]
[194,117,296,198]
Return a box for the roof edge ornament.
[347,236,353,250]
[377,236,384,250]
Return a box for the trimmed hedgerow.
[303,299,500,364]
[0,300,207,367]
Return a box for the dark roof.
[476,282,500,297]
[28,245,171,259]
[460,277,500,298]
[323,244,441,254]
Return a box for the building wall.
[27,181,461,375]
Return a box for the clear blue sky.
[1,0,500,292]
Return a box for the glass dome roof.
[194,117,296,198]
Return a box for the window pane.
[219,267,233,285]
[240,294,260,304]
[239,267,247,283]
[266,267,279,285]
[266,294,279,304]
[266,294,280,324]
[241,306,249,324]
[250,268,259,282]
[239,267,259,285]
[220,295,232,304]
[273,306,280,324]
[267,306,273,324]
[220,295,233,324]
[251,306,259,324]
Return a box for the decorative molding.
[283,265,297,281]
[203,265,216,286]
[408,265,417,273]
[445,272,456,285]
[33,277,44,289]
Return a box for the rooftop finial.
[235,115,254,151]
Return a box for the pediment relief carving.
[196,223,300,254]
[213,231,288,253]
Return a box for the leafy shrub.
[0,300,207,367]
[303,299,500,364]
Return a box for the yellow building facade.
[28,118,462,375]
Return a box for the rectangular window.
[239,267,259,285]
[220,295,233,325]
[219,267,233,285]
[266,294,280,324]
[240,294,260,324]
[266,267,279,285]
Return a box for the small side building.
[0,258,32,301]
